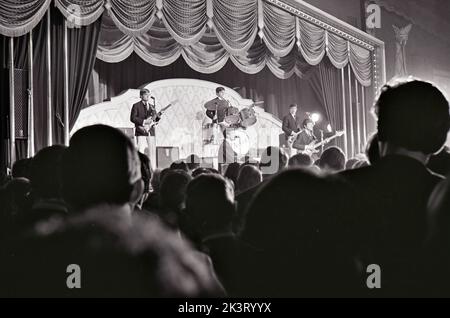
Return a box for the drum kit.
[222,105,257,128]
[203,99,257,156]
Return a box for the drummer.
[205,87,232,125]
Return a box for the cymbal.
[204,98,228,111]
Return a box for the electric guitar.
[142,100,177,133]
[300,130,345,155]
[287,130,303,148]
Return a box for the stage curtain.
[0,0,52,37]
[49,8,102,144]
[326,33,348,69]
[66,16,102,131]
[95,11,372,86]
[0,0,374,87]
[262,1,296,58]
[4,8,102,151]
[349,43,372,87]
[310,58,345,151]
[161,0,208,46]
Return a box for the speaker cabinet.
[156,146,179,169]
[13,68,28,139]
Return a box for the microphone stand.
[320,129,324,153]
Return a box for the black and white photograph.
[0,0,450,301]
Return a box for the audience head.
[62,125,143,213]
[0,177,31,224]
[192,167,213,178]
[30,145,67,200]
[374,79,450,156]
[224,162,241,186]
[4,212,224,297]
[236,165,262,193]
[288,153,313,168]
[185,174,235,238]
[319,147,346,172]
[170,161,189,172]
[366,133,380,165]
[159,168,172,185]
[138,152,151,194]
[207,168,220,174]
[241,169,354,296]
[12,158,32,180]
[160,170,192,214]
[428,146,450,177]
[345,158,359,170]
[259,146,288,177]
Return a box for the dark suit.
[293,129,317,151]
[339,155,444,296]
[130,101,159,137]
[282,114,302,137]
[205,97,229,123]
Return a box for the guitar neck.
[159,104,171,112]
[313,134,340,149]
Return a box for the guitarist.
[293,119,317,155]
[130,89,160,170]
[282,104,302,156]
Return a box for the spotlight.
[327,124,332,133]
[310,113,321,123]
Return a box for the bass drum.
[226,128,250,156]
[239,107,257,128]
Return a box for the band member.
[130,89,159,170]
[282,104,302,141]
[293,118,317,152]
[206,87,231,124]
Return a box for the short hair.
[236,165,262,193]
[160,170,192,213]
[365,133,380,165]
[30,145,67,199]
[288,153,313,168]
[138,152,151,193]
[345,158,359,170]
[185,174,235,229]
[216,87,225,94]
[302,118,313,128]
[170,161,189,172]
[12,158,32,179]
[224,162,241,185]
[62,125,141,210]
[375,79,450,154]
[192,167,212,178]
[140,89,150,97]
[319,147,346,172]
[289,104,298,109]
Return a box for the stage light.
[310,113,321,123]
[327,124,332,132]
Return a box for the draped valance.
[0,0,376,86]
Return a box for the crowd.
[0,78,449,297]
